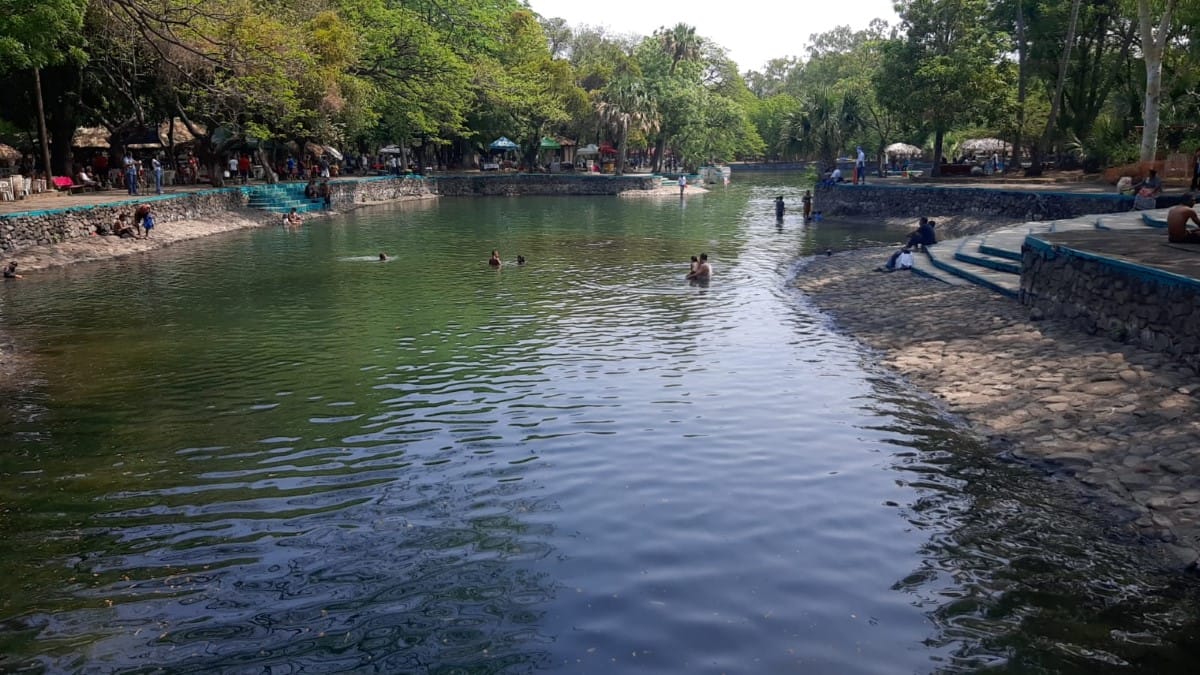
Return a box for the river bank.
[796,244,1200,569]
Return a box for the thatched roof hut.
[0,143,21,162]
[72,127,111,149]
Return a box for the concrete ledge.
[815,183,1143,221]
[1021,230,1200,371]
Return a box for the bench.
[53,176,98,194]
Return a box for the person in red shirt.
[238,154,252,184]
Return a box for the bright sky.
[525,0,900,73]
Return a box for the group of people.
[774,191,816,221]
[304,179,334,207]
[875,217,937,272]
[96,204,156,239]
[487,251,527,268]
[686,253,712,282]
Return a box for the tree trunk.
[931,129,946,178]
[652,134,666,173]
[1137,0,1177,161]
[255,147,278,184]
[1028,0,1081,177]
[1010,0,1027,174]
[33,67,53,180]
[616,117,629,176]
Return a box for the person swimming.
[517,255,526,265]
[379,253,389,261]
[489,250,502,267]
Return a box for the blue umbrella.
[489,136,519,150]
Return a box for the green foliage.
[0,0,87,71]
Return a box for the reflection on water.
[0,176,1198,672]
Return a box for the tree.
[1136,0,1179,161]
[876,0,1008,176]
[1028,0,1082,176]
[597,76,657,175]
[0,0,87,175]
[780,89,863,170]
[647,23,702,172]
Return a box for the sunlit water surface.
[2,176,1199,673]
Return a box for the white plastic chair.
[23,177,32,196]
[10,174,26,198]
[0,179,13,201]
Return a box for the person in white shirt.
[855,146,867,184]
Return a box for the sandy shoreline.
[796,241,1200,569]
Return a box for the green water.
[1,177,1198,673]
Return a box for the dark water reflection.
[1,176,1198,673]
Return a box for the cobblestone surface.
[797,246,1200,568]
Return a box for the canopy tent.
[539,137,561,149]
[489,136,519,151]
[960,138,1011,154]
[379,145,403,154]
[577,143,600,156]
[885,142,922,157]
[598,142,616,155]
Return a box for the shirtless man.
[686,252,712,282]
[1167,193,1200,243]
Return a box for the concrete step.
[926,241,1020,298]
[954,237,1021,274]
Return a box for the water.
[1,176,1198,673]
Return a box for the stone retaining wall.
[1021,236,1200,373]
[0,189,248,253]
[0,177,436,254]
[328,175,432,204]
[433,174,659,196]
[814,184,1176,221]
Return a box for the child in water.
[489,250,502,267]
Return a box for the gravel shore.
[796,245,1200,568]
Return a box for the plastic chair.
[0,179,12,201]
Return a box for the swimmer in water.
[379,252,389,261]
[489,250,502,267]
[517,255,526,265]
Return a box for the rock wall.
[329,175,432,204]
[0,189,248,253]
[433,174,659,196]
[1021,236,1200,372]
[814,184,1177,221]
[0,177,437,254]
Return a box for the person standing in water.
[774,196,785,221]
[686,253,712,282]
[678,174,687,195]
[802,190,813,220]
[489,250,502,267]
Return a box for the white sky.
[525,0,900,73]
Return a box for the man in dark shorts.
[3,261,22,279]
[1167,194,1200,243]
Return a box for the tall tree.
[648,23,702,172]
[0,0,87,175]
[1028,0,1082,176]
[876,0,1008,176]
[1136,0,1178,161]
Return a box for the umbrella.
[960,138,1011,154]
[539,137,561,149]
[489,136,519,150]
[577,143,599,156]
[598,142,616,155]
[323,145,344,161]
[379,145,402,154]
[885,142,922,157]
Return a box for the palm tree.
[780,89,863,171]
[651,23,703,172]
[597,78,659,176]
